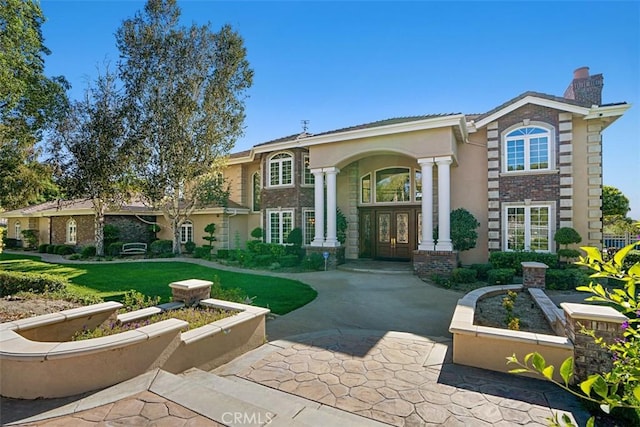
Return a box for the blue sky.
[39,1,640,218]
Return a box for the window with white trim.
[504,204,552,252]
[180,220,193,243]
[66,219,77,244]
[303,155,314,185]
[303,210,315,245]
[503,126,552,172]
[267,210,293,244]
[252,171,261,212]
[15,221,21,240]
[268,152,293,187]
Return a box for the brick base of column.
[412,250,458,279]
[305,246,345,270]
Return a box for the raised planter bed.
[0,298,269,399]
[449,285,573,382]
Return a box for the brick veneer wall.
[487,104,566,252]
[261,148,314,230]
[413,250,458,278]
[51,215,94,247]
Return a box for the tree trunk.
[95,202,105,256]
[172,218,182,255]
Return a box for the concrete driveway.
[265,269,463,341]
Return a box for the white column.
[324,167,340,247]
[435,156,453,251]
[418,158,434,250]
[310,169,325,246]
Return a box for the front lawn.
[0,254,317,315]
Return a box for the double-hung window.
[269,153,293,187]
[268,210,293,244]
[180,220,193,243]
[66,219,77,244]
[504,126,551,172]
[504,204,552,252]
[303,210,315,245]
[303,155,314,186]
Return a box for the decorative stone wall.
[413,250,458,278]
[105,215,156,244]
[305,246,345,270]
[562,303,626,381]
[521,262,548,288]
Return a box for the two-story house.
[2,67,630,275]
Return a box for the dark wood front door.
[360,208,417,260]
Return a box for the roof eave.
[472,96,591,130]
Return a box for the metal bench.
[121,242,147,255]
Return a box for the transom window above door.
[376,168,411,202]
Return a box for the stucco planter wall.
[0,300,269,399]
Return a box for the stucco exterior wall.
[309,128,457,170]
[452,129,488,265]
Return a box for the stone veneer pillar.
[562,303,627,381]
[521,262,548,288]
[585,122,604,247]
[170,279,213,306]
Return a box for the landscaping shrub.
[5,238,19,249]
[470,263,493,281]
[107,241,124,257]
[103,224,120,245]
[21,229,39,249]
[55,244,75,255]
[46,244,56,254]
[279,254,300,268]
[246,240,267,254]
[554,227,582,262]
[489,251,558,275]
[486,268,516,285]
[268,243,286,260]
[121,290,161,312]
[184,240,196,254]
[0,270,68,296]
[287,228,303,247]
[303,253,325,271]
[81,245,97,258]
[254,254,274,267]
[250,227,264,240]
[451,267,477,284]
[216,249,229,259]
[150,239,172,255]
[193,246,211,259]
[38,243,49,253]
[68,254,82,260]
[545,268,590,291]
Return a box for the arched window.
[66,219,77,244]
[503,126,552,172]
[268,152,293,187]
[15,221,21,240]
[180,220,193,243]
[375,167,411,202]
[252,171,261,212]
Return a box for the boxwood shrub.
[216,249,229,259]
[451,267,477,284]
[81,245,97,258]
[303,253,325,271]
[107,242,124,256]
[279,254,300,268]
[193,246,212,259]
[470,263,493,281]
[486,268,516,285]
[545,268,590,291]
[54,244,75,255]
[150,239,172,255]
[489,251,559,275]
[0,271,68,296]
[38,243,49,253]
[47,244,56,254]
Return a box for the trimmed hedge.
[150,239,172,255]
[81,245,97,258]
[0,270,68,296]
[303,253,325,271]
[38,244,49,253]
[279,254,300,268]
[193,246,211,259]
[545,268,590,291]
[107,241,124,256]
[489,251,558,275]
[451,267,477,284]
[216,249,229,259]
[470,263,493,281]
[54,244,75,255]
[486,268,516,285]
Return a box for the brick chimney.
[563,66,604,106]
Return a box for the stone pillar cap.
[561,302,627,323]
[521,261,549,268]
[169,279,214,290]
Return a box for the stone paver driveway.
[230,330,588,427]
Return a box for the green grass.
[0,254,317,315]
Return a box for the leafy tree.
[50,68,132,256]
[0,0,68,210]
[450,208,480,252]
[508,243,640,426]
[603,185,630,218]
[116,0,253,254]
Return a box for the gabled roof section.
[470,91,629,130]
